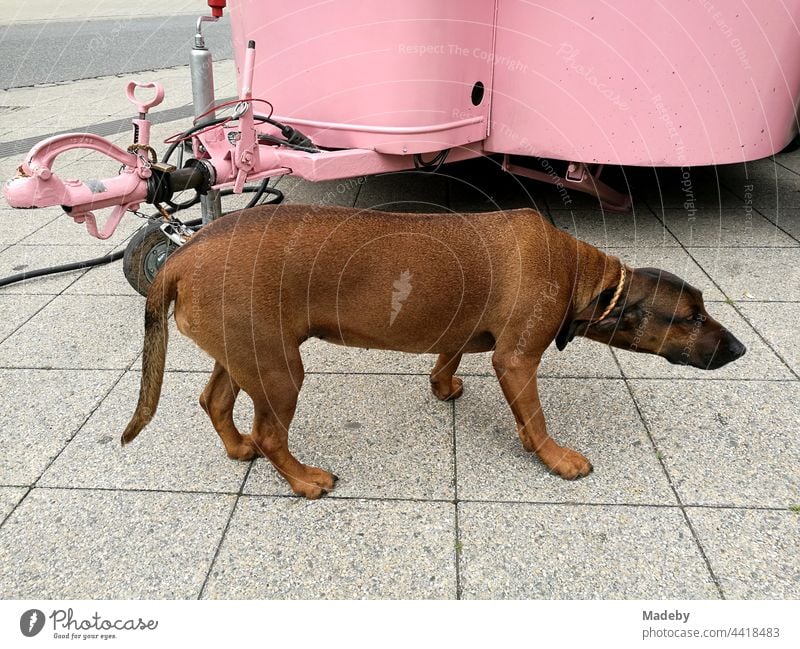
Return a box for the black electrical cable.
[162,113,308,211]
[0,250,125,288]
[413,149,450,173]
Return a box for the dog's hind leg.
[429,352,464,401]
[243,348,337,499]
[199,361,258,461]
[491,351,593,480]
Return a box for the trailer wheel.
[123,222,177,297]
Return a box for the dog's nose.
[728,337,747,359]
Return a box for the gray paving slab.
[458,502,718,598]
[660,208,798,248]
[202,496,456,599]
[0,488,234,598]
[355,171,449,212]
[775,150,800,176]
[456,377,675,504]
[641,167,745,211]
[0,294,52,341]
[551,208,679,249]
[0,207,57,245]
[721,160,800,211]
[64,255,141,296]
[766,207,800,241]
[0,369,121,485]
[686,508,800,599]
[689,247,800,301]
[0,294,142,368]
[0,244,115,294]
[19,206,144,247]
[605,247,725,301]
[244,374,454,499]
[0,487,27,521]
[738,302,800,375]
[613,303,793,380]
[629,380,800,508]
[39,371,251,493]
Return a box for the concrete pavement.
[0,65,798,599]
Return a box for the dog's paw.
[544,447,593,480]
[431,376,464,401]
[225,434,260,461]
[288,465,339,500]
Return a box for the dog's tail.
[121,265,178,445]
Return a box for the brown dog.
[121,205,745,498]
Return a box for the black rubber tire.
[123,222,178,297]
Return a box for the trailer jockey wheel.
[123,222,178,297]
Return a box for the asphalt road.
[0,14,232,89]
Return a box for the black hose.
[0,250,125,288]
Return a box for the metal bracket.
[160,221,194,247]
[503,155,631,212]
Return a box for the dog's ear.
[555,318,580,351]
[556,287,620,350]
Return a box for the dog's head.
[556,267,746,369]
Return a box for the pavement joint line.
[2,367,799,383]
[682,244,800,248]
[614,343,726,599]
[721,170,800,247]
[0,61,192,92]
[6,485,793,511]
[451,398,462,600]
[0,293,58,346]
[0,365,128,533]
[0,486,33,529]
[25,314,147,498]
[644,201,800,381]
[197,460,254,599]
[0,212,62,251]
[0,96,217,159]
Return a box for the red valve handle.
[208,0,226,18]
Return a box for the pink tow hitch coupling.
[3,80,167,240]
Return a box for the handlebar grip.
[126,81,165,114]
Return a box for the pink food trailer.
[4,0,799,293]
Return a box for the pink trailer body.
[228,0,495,155]
[229,0,800,166]
[486,0,800,165]
[6,0,800,242]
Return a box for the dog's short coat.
[122,205,745,498]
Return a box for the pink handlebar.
[125,81,165,114]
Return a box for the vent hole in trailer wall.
[471,81,485,106]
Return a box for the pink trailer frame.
[5,0,800,237]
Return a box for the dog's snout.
[728,336,747,359]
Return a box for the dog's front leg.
[491,352,593,480]
[245,352,338,499]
